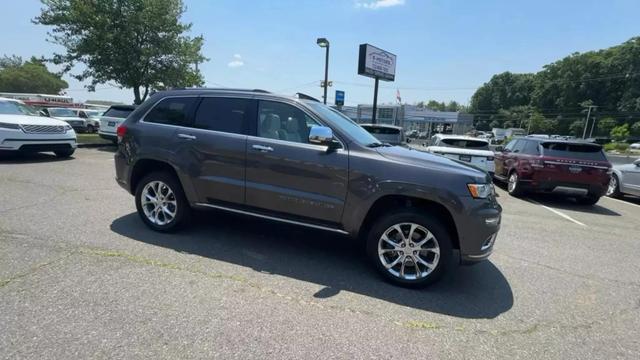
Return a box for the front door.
[244,100,349,224]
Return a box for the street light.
[317,37,330,104]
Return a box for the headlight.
[64,124,73,131]
[467,183,494,199]
[0,122,21,130]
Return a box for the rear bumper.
[99,132,117,141]
[519,179,608,197]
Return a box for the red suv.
[494,137,612,205]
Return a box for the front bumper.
[456,196,502,264]
[0,132,77,151]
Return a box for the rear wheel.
[86,124,95,133]
[54,148,75,158]
[366,209,453,288]
[606,174,622,198]
[507,172,524,197]
[135,171,190,232]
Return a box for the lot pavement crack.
[0,252,74,289]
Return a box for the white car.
[98,105,136,143]
[0,98,77,157]
[41,107,88,133]
[426,134,495,174]
[630,143,640,150]
[67,108,103,133]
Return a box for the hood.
[376,145,490,182]
[0,114,70,126]
[426,146,494,157]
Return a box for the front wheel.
[507,172,524,197]
[366,210,453,288]
[135,172,190,232]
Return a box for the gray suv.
[114,89,501,287]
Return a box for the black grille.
[20,124,66,134]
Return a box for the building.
[336,104,474,135]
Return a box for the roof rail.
[173,87,271,93]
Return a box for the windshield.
[361,125,401,135]
[305,102,382,146]
[103,107,134,118]
[85,110,102,118]
[0,100,40,116]
[541,142,607,161]
[441,138,490,150]
[48,108,77,117]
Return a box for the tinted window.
[304,101,380,146]
[441,138,489,150]
[511,140,525,153]
[48,108,76,117]
[361,126,401,135]
[257,101,318,143]
[145,98,196,126]
[504,139,517,151]
[522,140,540,155]
[104,107,134,118]
[541,142,606,161]
[194,97,254,134]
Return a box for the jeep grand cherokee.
[114,89,502,287]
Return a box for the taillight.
[116,124,127,143]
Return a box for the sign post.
[358,44,396,124]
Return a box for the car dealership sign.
[358,44,396,81]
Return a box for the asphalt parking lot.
[1,148,639,359]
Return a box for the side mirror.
[309,125,338,148]
[406,138,411,144]
[39,110,48,117]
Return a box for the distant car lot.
[1,148,639,358]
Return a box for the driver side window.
[257,101,319,144]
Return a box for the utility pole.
[588,116,597,138]
[582,105,596,139]
[371,77,379,124]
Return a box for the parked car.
[630,143,640,150]
[40,107,88,132]
[426,134,495,175]
[113,89,502,287]
[98,105,136,143]
[360,124,408,145]
[68,108,103,133]
[0,97,76,157]
[494,138,612,205]
[607,158,640,197]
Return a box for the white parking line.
[601,196,640,209]
[527,199,587,227]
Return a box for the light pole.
[317,38,330,104]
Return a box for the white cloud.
[227,54,244,68]
[356,0,405,10]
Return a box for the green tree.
[610,124,630,142]
[34,0,207,104]
[597,117,617,137]
[0,55,68,93]
[527,113,556,134]
[569,120,584,137]
[631,121,640,136]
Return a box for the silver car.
[607,158,640,197]
[359,124,407,145]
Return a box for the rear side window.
[362,126,400,135]
[103,107,134,118]
[193,97,255,134]
[441,138,490,150]
[541,142,606,161]
[144,98,196,126]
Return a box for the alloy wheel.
[606,176,617,196]
[377,223,440,281]
[141,181,177,226]
[508,173,518,193]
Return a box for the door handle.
[251,144,274,152]
[177,133,196,140]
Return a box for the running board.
[194,202,350,235]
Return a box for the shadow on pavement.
[526,193,622,216]
[111,211,513,319]
[0,151,74,164]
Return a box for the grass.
[76,133,113,145]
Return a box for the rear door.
[177,96,255,205]
[244,100,349,224]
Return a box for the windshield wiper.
[366,142,385,148]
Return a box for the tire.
[54,148,75,158]
[365,209,453,288]
[606,174,622,198]
[507,171,524,197]
[86,124,95,133]
[577,194,600,206]
[135,171,190,232]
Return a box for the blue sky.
[2,0,640,106]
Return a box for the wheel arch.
[130,158,181,196]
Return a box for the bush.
[604,142,630,152]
